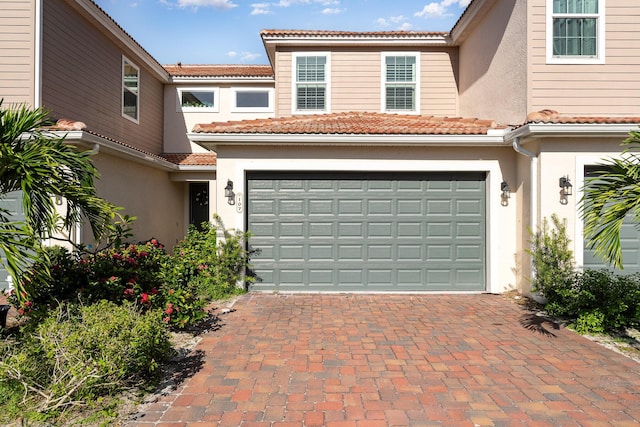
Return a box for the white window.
[122,57,139,122]
[382,53,420,113]
[177,88,219,112]
[547,0,605,64]
[232,88,274,113]
[292,53,330,113]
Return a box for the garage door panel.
[248,172,485,291]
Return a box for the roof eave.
[189,132,510,150]
[450,0,499,44]
[70,0,170,82]
[170,76,274,84]
[507,123,640,140]
[54,130,179,171]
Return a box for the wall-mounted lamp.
[55,195,63,206]
[500,181,510,206]
[224,180,235,205]
[559,175,572,205]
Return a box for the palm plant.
[581,130,640,269]
[0,101,114,302]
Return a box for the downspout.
[73,143,100,245]
[512,136,538,284]
[512,137,537,233]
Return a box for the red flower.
[123,288,134,298]
[163,316,170,323]
[112,253,123,261]
[151,288,158,295]
[24,301,33,308]
[140,293,149,304]
[128,278,136,284]
[165,303,174,315]
[151,239,158,247]
[139,251,148,258]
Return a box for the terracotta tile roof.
[526,109,640,125]
[192,112,507,136]
[163,64,273,78]
[46,119,171,164]
[260,29,448,38]
[161,153,217,166]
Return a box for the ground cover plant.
[529,215,640,334]
[0,216,253,424]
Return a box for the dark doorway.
[189,182,209,231]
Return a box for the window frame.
[232,87,274,113]
[177,87,220,113]
[122,56,140,123]
[381,52,421,114]
[546,0,605,64]
[291,52,331,115]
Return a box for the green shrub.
[0,300,170,416]
[163,217,252,301]
[527,215,576,297]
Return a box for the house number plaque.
[235,193,243,213]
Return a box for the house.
[2,0,640,294]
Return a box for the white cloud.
[376,15,410,30]
[322,7,342,14]
[251,2,272,14]
[415,0,471,18]
[174,0,238,9]
[227,51,262,62]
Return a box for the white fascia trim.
[55,131,178,171]
[189,133,510,147]
[262,36,450,47]
[171,77,275,84]
[449,0,496,43]
[175,165,217,172]
[72,0,169,81]
[507,123,639,140]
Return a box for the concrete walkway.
[126,294,640,426]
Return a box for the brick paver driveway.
[127,294,640,426]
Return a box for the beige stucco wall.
[0,0,35,107]
[90,153,185,249]
[458,0,527,125]
[528,0,640,116]
[274,48,458,117]
[213,144,519,293]
[163,84,275,153]
[41,0,165,155]
[534,136,633,270]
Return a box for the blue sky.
[93,0,472,65]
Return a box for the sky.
[93,0,472,65]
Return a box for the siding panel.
[0,0,35,106]
[41,0,164,155]
[529,0,640,116]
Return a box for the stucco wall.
[90,153,185,249]
[458,0,527,125]
[163,83,275,153]
[213,144,519,293]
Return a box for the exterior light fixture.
[224,179,235,205]
[501,181,510,206]
[559,175,572,205]
[55,195,63,206]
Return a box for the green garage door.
[0,191,25,290]
[247,171,486,291]
[583,167,640,274]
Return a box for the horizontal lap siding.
[422,50,457,116]
[42,0,164,154]
[275,48,458,116]
[529,0,640,116]
[0,0,35,106]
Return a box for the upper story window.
[293,53,330,113]
[122,57,139,122]
[177,88,219,112]
[233,88,274,113]
[382,53,420,113]
[547,0,605,64]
